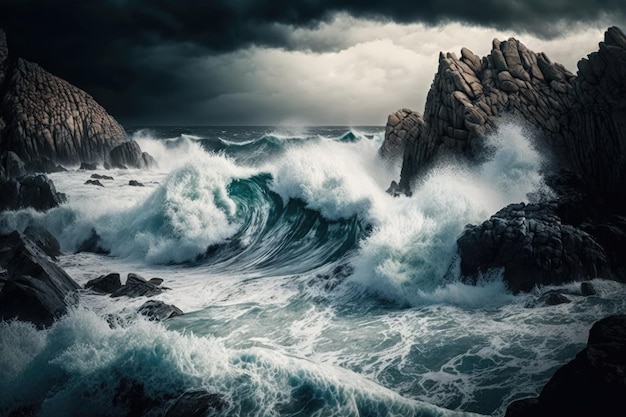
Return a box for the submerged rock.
[128,179,144,187]
[91,173,114,180]
[84,179,104,187]
[137,300,183,321]
[164,390,227,417]
[79,162,98,170]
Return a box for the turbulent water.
[2,125,625,417]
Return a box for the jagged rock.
[85,272,121,294]
[23,225,61,259]
[384,26,626,210]
[91,173,113,180]
[164,390,227,417]
[537,291,571,306]
[84,179,104,187]
[457,202,611,293]
[110,273,163,298]
[128,179,144,187]
[79,162,98,170]
[148,277,163,286]
[109,141,156,169]
[0,174,67,212]
[0,30,128,165]
[0,151,26,177]
[505,315,626,417]
[0,231,80,328]
[380,108,423,163]
[137,300,183,321]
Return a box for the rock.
[85,273,122,294]
[79,162,98,170]
[164,390,227,417]
[379,108,423,163]
[0,174,67,212]
[538,291,571,306]
[128,179,144,187]
[0,231,80,328]
[75,228,108,254]
[109,141,156,169]
[0,30,128,166]
[148,277,164,286]
[505,315,626,417]
[23,225,61,259]
[91,173,113,180]
[84,179,104,187]
[110,273,163,298]
[580,281,597,296]
[24,157,67,174]
[137,300,183,321]
[0,151,26,177]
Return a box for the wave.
[0,308,480,417]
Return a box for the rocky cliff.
[382,27,626,291]
[0,29,129,165]
[386,26,626,212]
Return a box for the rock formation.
[385,26,626,212]
[0,172,67,211]
[0,28,154,168]
[382,26,626,290]
[0,231,80,328]
[109,140,157,169]
[505,315,626,417]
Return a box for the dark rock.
[79,162,98,170]
[84,179,104,187]
[24,157,67,174]
[23,225,61,259]
[112,378,158,417]
[380,108,423,163]
[580,281,597,296]
[0,231,80,328]
[0,30,128,166]
[0,174,67,212]
[128,179,144,187]
[75,228,108,254]
[1,151,26,177]
[148,277,164,286]
[505,315,626,417]
[538,291,571,306]
[164,390,227,417]
[90,173,113,180]
[85,273,121,294]
[457,202,610,293]
[137,300,183,321]
[109,141,156,169]
[110,273,163,298]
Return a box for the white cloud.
[170,14,615,124]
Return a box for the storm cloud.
[0,1,623,124]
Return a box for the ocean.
[1,125,625,417]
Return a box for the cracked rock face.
[0,29,128,165]
[384,26,626,208]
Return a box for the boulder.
[137,300,183,321]
[109,141,156,169]
[0,231,80,328]
[505,315,626,417]
[85,272,122,294]
[0,30,128,165]
[457,203,611,292]
[110,273,163,298]
[128,179,144,187]
[0,174,67,212]
[75,229,108,254]
[91,173,113,180]
[79,162,98,170]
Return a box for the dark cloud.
[0,1,623,124]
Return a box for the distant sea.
[2,125,625,416]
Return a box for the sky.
[0,1,624,126]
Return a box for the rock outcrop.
[110,273,164,298]
[0,173,67,211]
[505,315,626,417]
[0,28,155,169]
[0,231,80,328]
[385,26,626,212]
[109,140,157,169]
[382,26,626,291]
